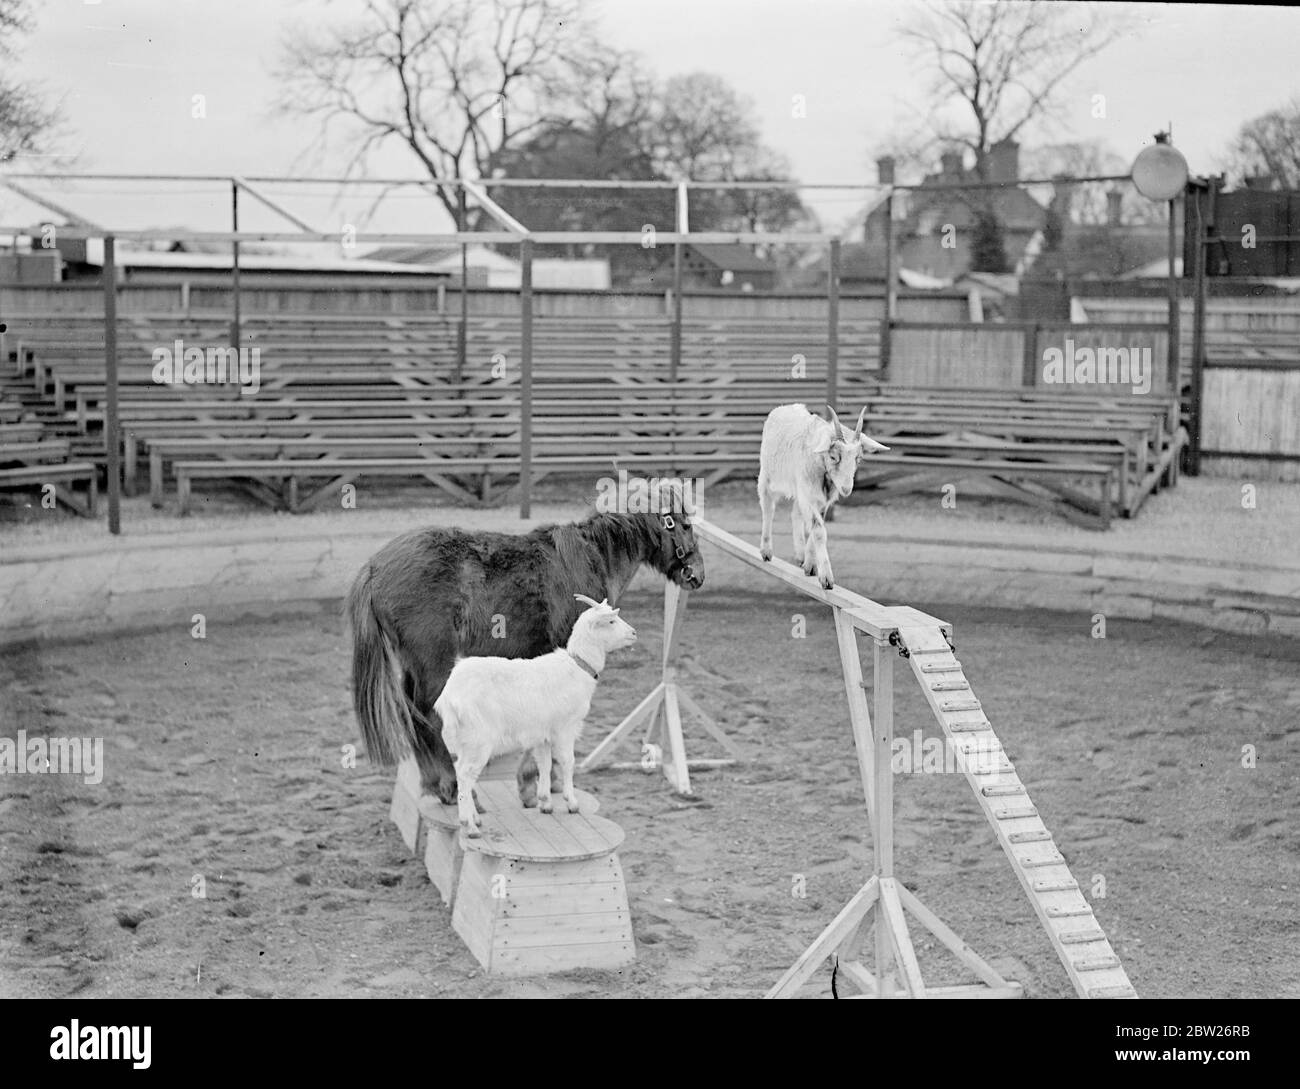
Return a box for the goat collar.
[568,651,600,680]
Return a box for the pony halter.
[661,512,698,583]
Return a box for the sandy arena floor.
[2,588,1298,998]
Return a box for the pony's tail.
[345,563,415,767]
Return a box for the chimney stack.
[982,139,1020,183]
[1106,189,1123,227]
[939,150,963,178]
[876,156,896,186]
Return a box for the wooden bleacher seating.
[2,309,1185,527]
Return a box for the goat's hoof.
[760,547,772,562]
[539,800,553,814]
[567,802,581,814]
[820,576,834,590]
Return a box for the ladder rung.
[956,740,1002,755]
[972,761,1015,776]
[981,784,1026,797]
[1008,830,1051,843]
[1058,929,1107,945]
[993,805,1038,820]
[930,680,970,691]
[1018,851,1065,867]
[1046,904,1094,918]
[948,718,990,732]
[1032,877,1079,892]
[940,698,982,712]
[1087,985,1138,999]
[1074,955,1121,972]
[918,660,962,673]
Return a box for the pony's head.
[647,481,705,590]
[822,406,890,500]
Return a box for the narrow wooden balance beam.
[586,519,1137,999]
[389,755,635,977]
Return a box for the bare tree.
[1221,99,1300,189]
[546,49,659,167]
[650,73,811,234]
[892,1,1130,271]
[652,73,761,182]
[897,1,1131,181]
[275,0,587,222]
[0,0,60,164]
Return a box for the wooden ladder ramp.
[584,519,1137,999]
[896,622,1137,1000]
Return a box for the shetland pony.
[346,495,703,806]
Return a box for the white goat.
[433,595,638,837]
[758,403,889,590]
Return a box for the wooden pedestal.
[453,846,634,976]
[389,757,609,921]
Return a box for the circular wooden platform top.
[419,784,600,829]
[455,781,624,862]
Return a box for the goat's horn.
[826,405,846,441]
[853,407,866,442]
[574,593,602,608]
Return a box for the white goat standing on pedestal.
[758,404,890,590]
[434,595,638,837]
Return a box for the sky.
[2,0,1298,240]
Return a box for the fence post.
[671,183,689,383]
[519,237,533,519]
[671,248,682,383]
[881,191,895,382]
[103,235,121,535]
[827,238,840,406]
[1167,194,1180,400]
[1189,178,1216,476]
[457,187,467,383]
[230,179,240,351]
[1022,324,1039,388]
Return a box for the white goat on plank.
[433,595,637,837]
[758,404,889,590]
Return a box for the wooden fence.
[886,321,1174,397]
[1201,364,1300,481]
[0,281,969,322]
[1081,297,1300,479]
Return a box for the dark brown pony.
[345,498,704,806]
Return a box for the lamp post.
[1131,131,1191,458]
